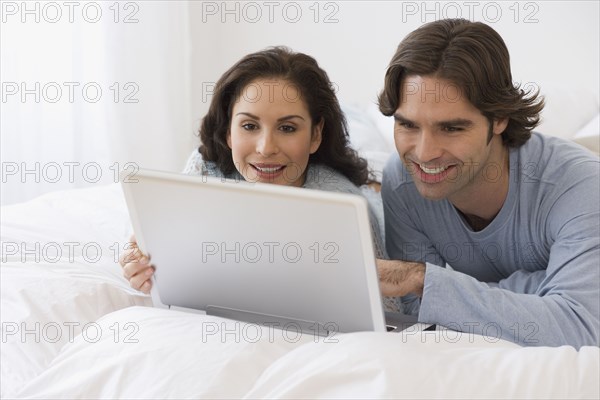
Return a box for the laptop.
[120,169,425,336]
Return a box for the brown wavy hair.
[198,46,370,186]
[378,19,544,147]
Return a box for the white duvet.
[1,184,599,399]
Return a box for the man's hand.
[376,259,426,297]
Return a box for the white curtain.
[1,1,194,205]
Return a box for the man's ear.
[310,118,324,154]
[493,117,509,135]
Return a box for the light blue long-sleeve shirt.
[382,133,600,348]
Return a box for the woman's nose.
[256,131,279,156]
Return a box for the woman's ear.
[310,118,324,154]
[226,130,232,149]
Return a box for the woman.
[121,47,385,296]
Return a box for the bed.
[2,99,599,398]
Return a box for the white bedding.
[1,184,599,399]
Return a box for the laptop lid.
[121,169,387,334]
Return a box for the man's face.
[393,75,508,203]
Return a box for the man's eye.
[397,121,415,129]
[444,126,462,132]
[279,125,296,133]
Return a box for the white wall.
[189,1,599,135]
[2,1,598,205]
[1,1,194,205]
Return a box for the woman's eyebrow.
[277,115,305,122]
[235,112,260,119]
[234,112,305,122]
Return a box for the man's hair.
[378,19,544,147]
[199,46,370,186]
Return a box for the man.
[377,18,599,348]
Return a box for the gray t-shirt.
[382,132,599,348]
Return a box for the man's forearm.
[377,259,426,297]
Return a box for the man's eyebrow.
[393,113,414,123]
[234,112,305,122]
[437,118,474,127]
[393,113,474,127]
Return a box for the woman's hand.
[119,234,154,294]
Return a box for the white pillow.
[15,307,312,399]
[342,102,395,182]
[1,184,151,398]
[574,113,600,154]
[342,102,391,154]
[365,102,395,149]
[536,83,599,140]
[17,306,600,399]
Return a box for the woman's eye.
[242,123,258,131]
[279,125,296,133]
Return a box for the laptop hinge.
[206,305,333,337]
[168,305,207,315]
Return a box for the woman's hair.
[198,46,370,186]
[378,19,544,147]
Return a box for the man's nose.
[414,130,443,163]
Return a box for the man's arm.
[389,208,598,348]
[418,249,599,349]
[377,259,425,297]
[380,249,598,348]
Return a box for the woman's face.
[227,78,322,187]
